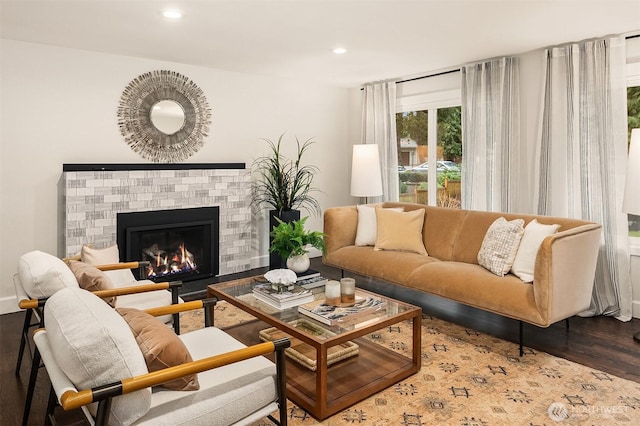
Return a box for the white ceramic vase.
[286,253,310,273]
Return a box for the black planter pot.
[269,209,300,270]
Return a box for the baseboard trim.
[632,299,640,319]
[0,295,18,315]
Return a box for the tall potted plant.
[251,133,321,269]
[269,217,325,273]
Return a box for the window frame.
[396,89,461,205]
[627,62,640,255]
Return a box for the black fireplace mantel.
[63,163,245,172]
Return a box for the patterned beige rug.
[180,302,640,425]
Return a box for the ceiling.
[2,0,639,88]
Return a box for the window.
[396,106,462,208]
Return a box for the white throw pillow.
[17,250,79,298]
[81,244,137,287]
[45,288,151,426]
[355,205,404,246]
[511,219,560,282]
[477,217,525,277]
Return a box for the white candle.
[340,278,356,304]
[325,280,341,306]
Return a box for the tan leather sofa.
[323,202,602,334]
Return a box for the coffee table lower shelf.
[286,337,418,418]
[221,319,419,420]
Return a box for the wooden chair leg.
[15,308,33,376]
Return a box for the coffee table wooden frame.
[207,276,421,420]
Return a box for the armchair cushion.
[68,261,117,307]
[81,244,137,287]
[45,288,151,426]
[17,250,79,298]
[116,307,199,391]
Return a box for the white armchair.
[14,250,183,377]
[28,288,289,426]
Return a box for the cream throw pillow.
[511,219,560,282]
[45,288,151,426]
[374,208,428,255]
[81,244,136,287]
[17,250,79,298]
[355,205,404,246]
[477,217,525,277]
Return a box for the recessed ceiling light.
[163,9,182,19]
[333,47,347,55]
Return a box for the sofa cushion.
[374,208,428,255]
[68,261,117,307]
[81,244,137,287]
[477,217,525,276]
[511,219,560,282]
[45,288,151,426]
[116,307,199,391]
[17,250,79,299]
[355,205,404,246]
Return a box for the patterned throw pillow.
[477,217,525,277]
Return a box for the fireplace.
[117,207,219,282]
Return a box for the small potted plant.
[269,216,325,273]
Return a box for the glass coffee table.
[207,276,421,420]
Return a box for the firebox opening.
[117,207,219,283]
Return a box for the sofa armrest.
[323,206,358,255]
[533,223,602,325]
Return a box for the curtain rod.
[396,68,460,85]
[362,33,638,88]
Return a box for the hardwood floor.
[2,258,639,425]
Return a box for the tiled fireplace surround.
[63,164,252,287]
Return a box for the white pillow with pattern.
[477,217,525,277]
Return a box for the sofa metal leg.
[565,318,570,331]
[519,321,524,357]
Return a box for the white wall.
[0,39,355,313]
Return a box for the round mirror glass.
[150,100,186,135]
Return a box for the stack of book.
[252,282,314,310]
[296,270,328,289]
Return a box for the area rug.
[180,302,640,425]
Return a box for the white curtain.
[362,81,399,202]
[461,57,520,212]
[534,36,631,320]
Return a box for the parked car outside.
[438,160,460,171]
[412,161,460,173]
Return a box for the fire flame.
[145,242,197,278]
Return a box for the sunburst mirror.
[117,70,211,163]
